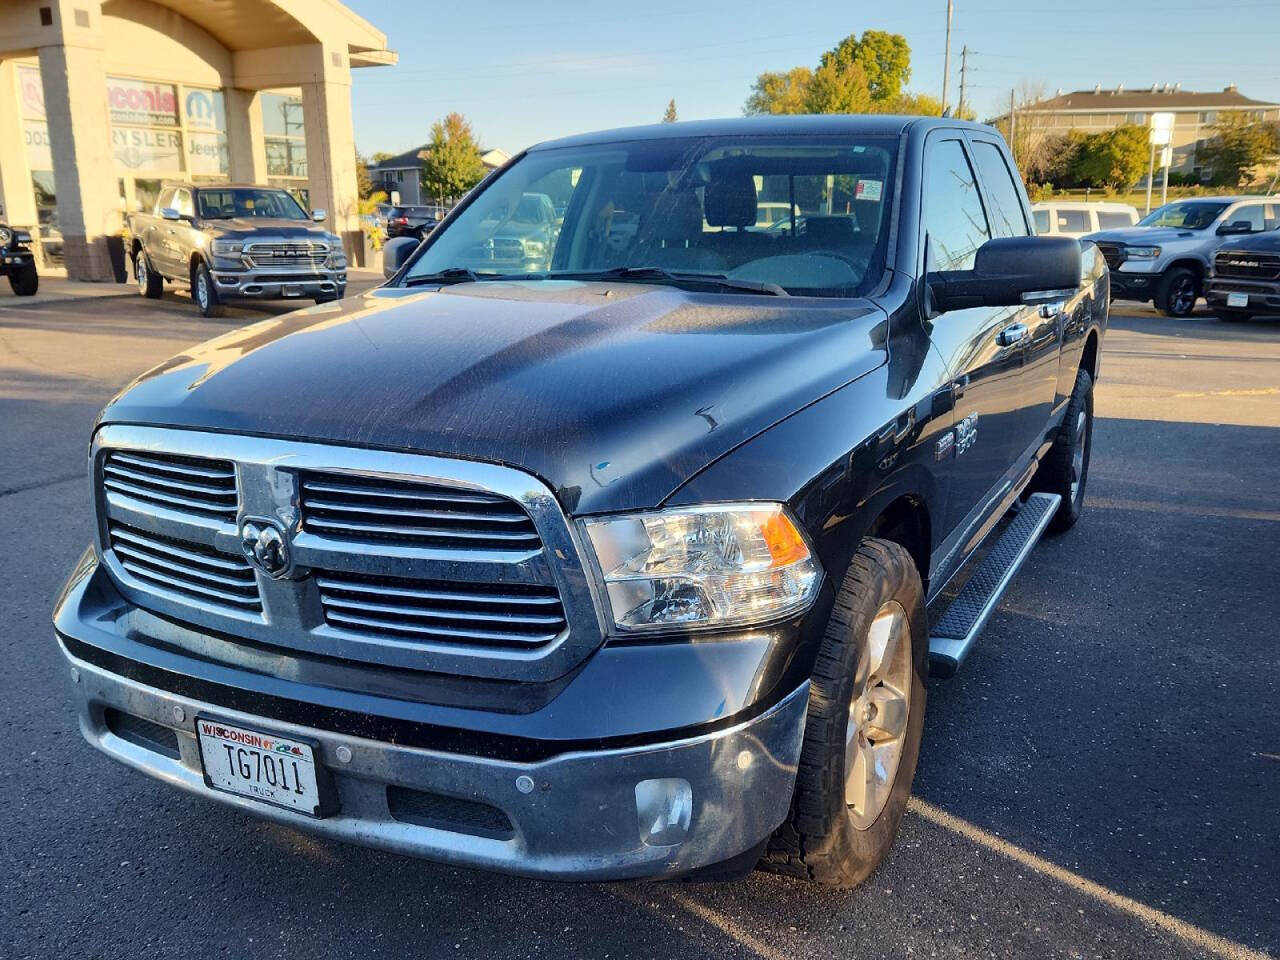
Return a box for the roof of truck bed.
[530,115,996,151]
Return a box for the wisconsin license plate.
[1227,292,1249,308]
[197,718,326,816]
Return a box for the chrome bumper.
[211,269,346,300]
[59,637,808,881]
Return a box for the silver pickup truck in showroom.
[125,182,348,317]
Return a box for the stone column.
[300,48,359,258]
[225,87,266,184]
[0,59,39,243]
[38,31,119,280]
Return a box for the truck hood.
[1217,231,1280,253]
[1085,226,1202,245]
[100,281,888,514]
[198,218,330,239]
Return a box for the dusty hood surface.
[101,281,887,514]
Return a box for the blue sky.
[344,0,1280,157]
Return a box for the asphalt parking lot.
[2,288,1277,960]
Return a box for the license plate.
[282,284,303,297]
[1227,292,1249,307]
[196,717,326,817]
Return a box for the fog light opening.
[635,777,692,847]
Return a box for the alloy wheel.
[845,600,912,829]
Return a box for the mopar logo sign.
[184,89,221,130]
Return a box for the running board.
[929,492,1061,678]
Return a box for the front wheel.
[1156,267,1199,317]
[8,263,38,296]
[765,538,928,887]
[192,261,224,317]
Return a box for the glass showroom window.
[262,91,308,206]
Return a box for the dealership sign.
[107,78,178,127]
[113,128,183,170]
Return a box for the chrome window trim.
[91,424,607,682]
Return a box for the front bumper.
[211,270,347,301]
[1204,279,1280,312]
[59,635,808,880]
[1109,261,1163,301]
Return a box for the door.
[149,186,178,275]
[968,136,1061,461]
[170,188,196,280]
[921,135,1027,545]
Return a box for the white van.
[1032,201,1139,238]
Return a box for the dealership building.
[0,0,394,280]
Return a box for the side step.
[929,492,1061,678]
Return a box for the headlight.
[583,503,821,633]
[1125,245,1161,259]
[211,239,242,256]
[14,229,30,244]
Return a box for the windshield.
[1137,201,1229,230]
[196,188,308,220]
[404,135,899,297]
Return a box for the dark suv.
[55,116,1106,886]
[385,205,439,240]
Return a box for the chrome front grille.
[243,241,327,269]
[103,450,237,520]
[1214,251,1280,281]
[92,427,603,682]
[108,521,262,614]
[299,472,542,550]
[316,570,566,647]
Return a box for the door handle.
[997,322,1027,347]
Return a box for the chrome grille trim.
[107,521,262,614]
[103,449,237,520]
[243,241,327,270]
[91,425,607,682]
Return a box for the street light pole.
[1145,141,1155,215]
[942,0,954,112]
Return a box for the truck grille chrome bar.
[91,426,605,682]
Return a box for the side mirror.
[311,208,327,222]
[383,236,418,279]
[1217,220,1254,235]
[160,207,181,221]
[928,236,1082,312]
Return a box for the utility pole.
[942,0,954,112]
[1008,88,1017,164]
[958,45,971,118]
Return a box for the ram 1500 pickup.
[125,182,347,317]
[56,116,1107,886]
[1205,228,1280,321]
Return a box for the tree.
[370,151,394,165]
[804,61,872,114]
[355,151,374,200]
[422,113,486,204]
[744,66,812,115]
[819,30,911,104]
[662,99,678,123]
[1071,125,1149,190]
[1197,113,1280,186]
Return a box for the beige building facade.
[0,0,394,280]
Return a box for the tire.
[191,261,224,317]
[1031,367,1094,534]
[765,538,928,887]
[135,251,162,299]
[1215,309,1253,323]
[1155,266,1199,317]
[8,262,38,296]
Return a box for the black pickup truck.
[55,116,1106,886]
[1205,229,1280,321]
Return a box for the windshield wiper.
[549,267,788,297]
[404,267,487,287]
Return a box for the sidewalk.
[1,267,386,308]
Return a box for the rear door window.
[970,141,1028,237]
[1057,210,1090,233]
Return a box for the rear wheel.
[1031,367,1094,533]
[1156,266,1198,317]
[8,262,38,296]
[192,261,224,317]
[764,538,928,887]
[135,251,162,299]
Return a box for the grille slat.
[244,241,328,270]
[108,521,261,613]
[1214,251,1280,281]
[300,471,543,550]
[317,571,566,647]
[103,450,237,520]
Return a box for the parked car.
[0,222,38,295]
[56,116,1107,887]
[462,191,558,271]
[1032,201,1138,238]
[1205,229,1280,320]
[385,205,439,240]
[125,182,347,318]
[1085,195,1280,316]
